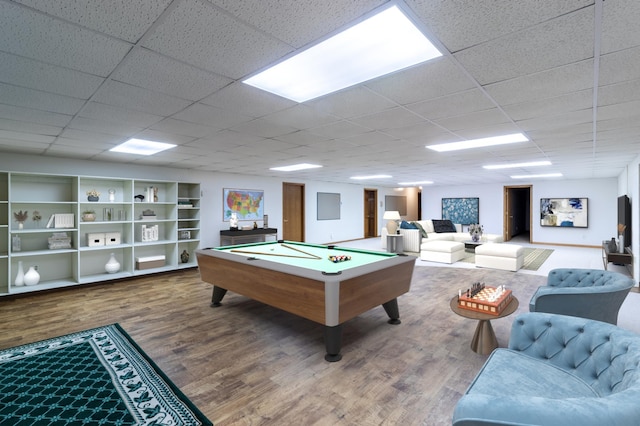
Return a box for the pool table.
[196,241,416,362]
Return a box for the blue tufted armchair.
[453,312,640,425]
[529,268,634,324]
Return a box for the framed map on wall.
[441,197,479,225]
[223,188,264,221]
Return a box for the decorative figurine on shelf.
[14,210,28,230]
[181,250,190,264]
[23,265,40,286]
[108,188,116,202]
[229,212,238,230]
[153,187,159,203]
[135,194,145,202]
[263,214,268,229]
[105,253,121,274]
[253,221,258,229]
[32,211,42,228]
[87,189,100,202]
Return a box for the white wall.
[422,178,618,246]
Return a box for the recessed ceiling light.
[243,4,442,102]
[426,133,529,152]
[511,173,563,179]
[483,160,551,170]
[350,175,393,180]
[398,180,434,185]
[110,138,176,156]
[270,163,322,172]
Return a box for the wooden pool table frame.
[196,245,416,362]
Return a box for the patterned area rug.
[0,324,212,425]
[460,247,554,271]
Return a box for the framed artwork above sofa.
[441,197,479,225]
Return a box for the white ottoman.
[475,243,524,271]
[420,241,465,264]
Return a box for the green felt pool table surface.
[214,240,396,273]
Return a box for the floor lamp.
[383,211,401,234]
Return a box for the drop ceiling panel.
[598,46,640,86]
[260,105,337,130]
[0,1,131,76]
[406,89,495,120]
[433,108,510,131]
[150,118,218,139]
[598,80,640,106]
[502,90,593,121]
[0,51,104,99]
[409,0,593,53]
[14,0,172,42]
[91,81,191,116]
[600,0,640,54]
[211,0,386,48]
[173,103,253,129]
[351,107,426,131]
[454,7,594,85]
[365,58,476,106]
[68,117,143,137]
[308,86,397,119]
[0,104,72,127]
[79,102,162,128]
[0,82,85,115]
[200,82,296,118]
[142,0,292,79]
[485,60,594,106]
[111,49,232,101]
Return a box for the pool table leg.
[324,325,343,362]
[382,298,401,325]
[210,286,228,307]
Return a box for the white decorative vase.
[14,261,24,287]
[24,266,40,286]
[619,235,625,253]
[105,253,121,274]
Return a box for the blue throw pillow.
[400,220,418,229]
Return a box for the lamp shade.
[383,211,401,234]
[383,211,401,220]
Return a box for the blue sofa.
[453,312,640,425]
[529,268,634,324]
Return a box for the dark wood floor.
[0,267,545,425]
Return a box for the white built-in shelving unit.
[1,172,200,296]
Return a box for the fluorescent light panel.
[483,160,551,170]
[270,163,322,172]
[426,133,529,152]
[110,138,176,156]
[511,173,563,179]
[243,5,442,102]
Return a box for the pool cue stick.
[230,249,320,259]
[280,243,322,259]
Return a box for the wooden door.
[283,182,304,241]
[364,189,377,237]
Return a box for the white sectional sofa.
[381,219,503,253]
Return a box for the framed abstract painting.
[441,197,479,225]
[540,198,588,228]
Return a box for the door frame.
[503,184,532,242]
[363,189,378,238]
